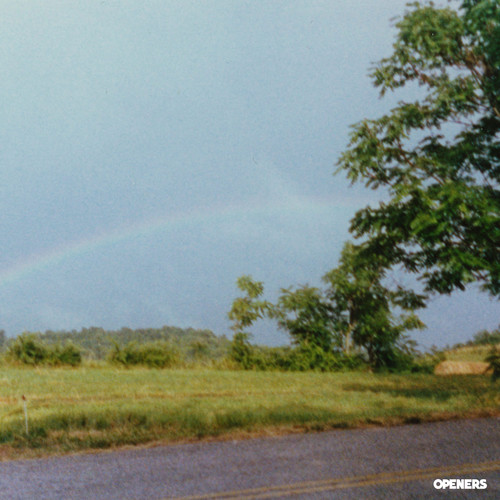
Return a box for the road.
[0,417,498,499]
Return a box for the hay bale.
[435,360,491,375]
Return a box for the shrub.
[107,341,181,368]
[470,328,500,346]
[228,338,366,372]
[288,344,366,372]
[411,348,446,374]
[229,332,255,369]
[485,347,500,382]
[50,343,82,367]
[287,344,339,372]
[6,334,48,365]
[6,333,82,366]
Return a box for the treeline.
[39,325,230,360]
[0,326,230,367]
[1,323,497,376]
[459,327,500,348]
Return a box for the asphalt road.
[0,417,498,499]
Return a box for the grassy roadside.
[0,367,498,460]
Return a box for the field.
[434,344,494,375]
[445,344,495,362]
[0,366,498,460]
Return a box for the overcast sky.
[1,0,498,348]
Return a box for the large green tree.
[337,0,500,296]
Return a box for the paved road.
[0,418,498,499]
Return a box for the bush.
[288,344,366,372]
[50,343,82,367]
[107,341,181,368]
[229,332,255,369]
[410,348,446,374]
[228,337,366,372]
[485,347,500,382]
[469,328,500,346]
[6,333,82,366]
[287,344,339,372]
[6,334,47,365]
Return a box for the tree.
[0,330,5,351]
[485,346,500,382]
[274,285,338,351]
[227,275,273,334]
[227,276,273,368]
[337,0,500,296]
[323,242,426,369]
[228,244,426,371]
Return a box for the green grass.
[0,366,498,459]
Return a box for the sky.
[0,0,498,349]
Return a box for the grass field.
[0,366,498,460]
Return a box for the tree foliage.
[465,325,500,345]
[323,242,426,369]
[485,346,500,382]
[274,285,338,351]
[337,0,500,296]
[227,276,275,369]
[227,275,273,334]
[228,243,426,371]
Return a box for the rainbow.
[0,196,353,289]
